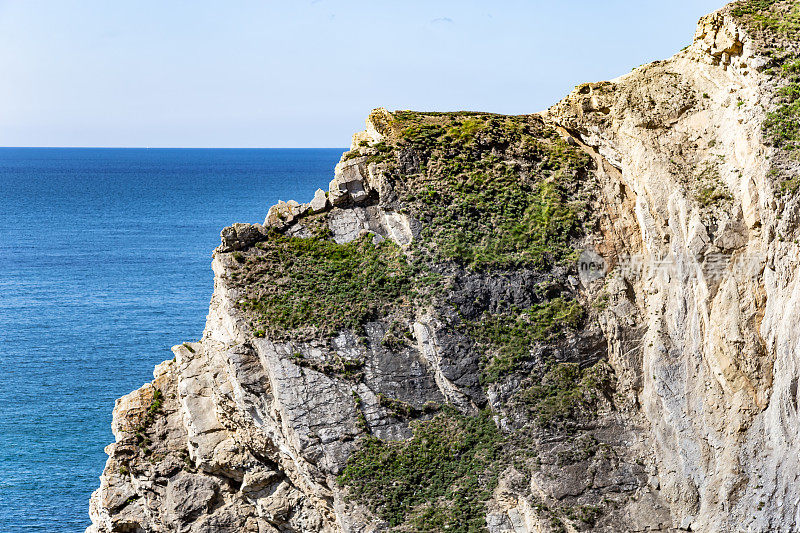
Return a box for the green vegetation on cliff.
[731,0,800,35]
[228,109,614,531]
[731,1,800,153]
[232,111,595,355]
[516,362,613,427]
[337,365,612,530]
[230,110,599,392]
[234,232,414,338]
[468,298,585,383]
[383,112,597,383]
[337,408,504,532]
[763,57,800,151]
[393,112,594,271]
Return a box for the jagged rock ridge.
[87,2,800,531]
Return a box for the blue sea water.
[0,148,343,532]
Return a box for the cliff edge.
[87,2,800,531]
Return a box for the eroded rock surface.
[88,2,800,532]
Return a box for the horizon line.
[0,146,349,150]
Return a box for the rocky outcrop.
[545,5,800,529]
[88,2,800,532]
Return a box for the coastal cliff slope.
[87,1,800,531]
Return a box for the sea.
[0,148,343,532]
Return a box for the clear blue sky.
[0,0,727,147]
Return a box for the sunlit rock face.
[87,2,800,531]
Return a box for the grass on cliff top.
[233,232,414,338]
[387,112,594,272]
[731,0,800,36]
[360,111,596,384]
[338,407,504,532]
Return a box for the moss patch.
[337,408,504,532]
[380,320,415,351]
[695,184,733,206]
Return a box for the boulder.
[217,223,267,252]
[264,200,310,229]
[165,473,218,519]
[329,162,370,206]
[309,188,329,213]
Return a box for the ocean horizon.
[0,147,344,532]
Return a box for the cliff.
[87,2,800,531]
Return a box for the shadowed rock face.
[87,2,800,532]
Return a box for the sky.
[0,0,728,148]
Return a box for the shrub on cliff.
[236,232,414,338]
[337,408,504,532]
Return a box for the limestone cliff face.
[88,2,800,532]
